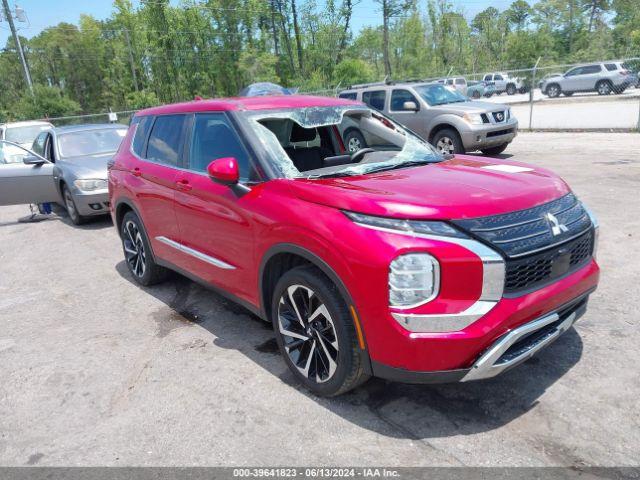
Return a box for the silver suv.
[338,82,518,155]
[541,62,634,97]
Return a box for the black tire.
[62,184,88,225]
[563,91,574,97]
[484,92,494,98]
[271,266,369,396]
[481,143,509,156]
[506,84,517,95]
[432,128,464,155]
[344,129,367,153]
[471,90,481,99]
[596,80,612,95]
[546,83,561,98]
[121,211,169,286]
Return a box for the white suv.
[541,62,634,97]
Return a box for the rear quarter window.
[131,116,153,157]
[604,63,617,71]
[338,92,357,100]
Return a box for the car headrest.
[289,122,317,142]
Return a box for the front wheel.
[481,143,509,156]
[271,266,368,396]
[546,84,561,98]
[506,84,517,95]
[62,185,87,225]
[471,90,481,99]
[121,211,169,286]
[432,128,464,155]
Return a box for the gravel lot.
[1,132,639,467]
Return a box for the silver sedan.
[0,124,128,224]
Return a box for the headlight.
[389,253,439,307]
[344,211,467,238]
[463,112,484,125]
[74,179,107,192]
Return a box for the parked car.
[0,124,127,224]
[103,95,599,396]
[338,81,517,155]
[466,80,495,99]
[0,120,53,149]
[482,72,525,95]
[438,77,468,96]
[540,62,634,97]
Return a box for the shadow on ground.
[116,261,583,441]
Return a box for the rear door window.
[494,74,503,81]
[582,65,602,74]
[145,115,187,167]
[604,63,617,71]
[362,90,386,111]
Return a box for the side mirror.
[403,101,418,111]
[207,157,239,185]
[23,154,46,166]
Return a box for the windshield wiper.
[360,158,443,175]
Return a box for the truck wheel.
[596,80,612,95]
[472,90,481,99]
[344,129,367,153]
[506,84,517,95]
[481,143,509,156]
[432,129,464,155]
[546,84,561,98]
[271,266,369,396]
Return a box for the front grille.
[504,231,593,293]
[492,111,506,123]
[487,128,514,138]
[452,193,595,295]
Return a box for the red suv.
[109,95,600,396]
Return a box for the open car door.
[0,140,59,206]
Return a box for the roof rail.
[345,77,432,90]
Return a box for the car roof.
[0,120,53,128]
[53,123,128,134]
[137,95,362,117]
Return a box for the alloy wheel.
[347,136,362,152]
[277,284,339,383]
[64,188,78,222]
[436,136,455,155]
[598,82,611,95]
[123,220,146,278]
[548,85,559,97]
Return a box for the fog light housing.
[389,253,439,308]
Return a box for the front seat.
[284,123,331,172]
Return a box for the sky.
[0,0,518,46]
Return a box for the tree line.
[0,0,638,122]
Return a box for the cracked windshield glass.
[245,106,443,179]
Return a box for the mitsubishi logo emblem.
[546,212,568,236]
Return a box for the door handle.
[176,179,192,191]
[132,167,142,177]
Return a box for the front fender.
[426,114,467,140]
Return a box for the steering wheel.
[350,148,375,163]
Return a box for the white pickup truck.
[482,72,526,95]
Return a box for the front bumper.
[71,189,110,217]
[372,291,590,384]
[460,119,518,151]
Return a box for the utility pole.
[124,30,139,92]
[1,0,33,95]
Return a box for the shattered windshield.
[243,105,442,179]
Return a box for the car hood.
[57,153,113,178]
[287,155,570,220]
[433,101,506,114]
